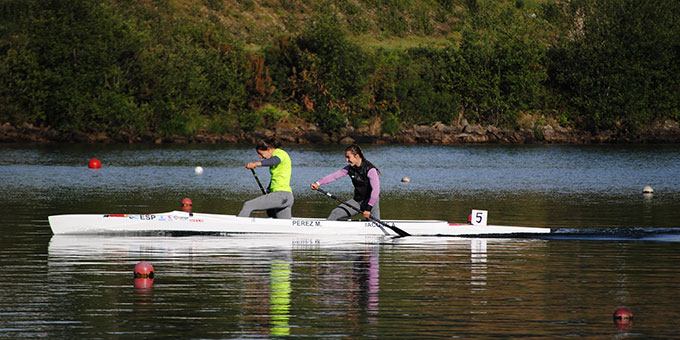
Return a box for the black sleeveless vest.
[347,160,375,206]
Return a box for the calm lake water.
[1,143,680,339]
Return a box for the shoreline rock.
[2,120,679,145]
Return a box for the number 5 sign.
[471,209,488,226]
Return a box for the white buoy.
[194,166,204,175]
[642,185,654,194]
[401,177,410,183]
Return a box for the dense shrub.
[548,0,680,130]
[452,28,548,125]
[1,0,148,133]
[368,48,460,127]
[367,29,547,129]
[455,3,549,125]
[265,14,370,133]
[0,0,250,137]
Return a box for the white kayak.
[48,211,551,237]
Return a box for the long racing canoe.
[48,211,551,237]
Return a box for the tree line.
[1,0,678,140]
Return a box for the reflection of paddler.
[350,247,380,325]
[270,260,291,336]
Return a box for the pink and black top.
[317,161,380,211]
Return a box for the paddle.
[250,168,267,195]
[314,188,410,237]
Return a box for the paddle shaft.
[250,168,267,195]
[315,188,410,237]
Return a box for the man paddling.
[238,137,294,219]
[311,144,381,220]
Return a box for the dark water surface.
[1,143,680,339]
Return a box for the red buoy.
[134,261,154,279]
[88,158,101,169]
[613,307,633,329]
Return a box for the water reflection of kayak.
[48,211,551,237]
[47,234,388,258]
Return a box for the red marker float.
[134,261,154,289]
[88,158,101,169]
[613,307,633,329]
[134,261,154,279]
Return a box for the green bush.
[365,22,546,129]
[0,0,146,132]
[443,4,548,126]
[206,111,238,134]
[238,111,262,132]
[388,47,460,125]
[381,112,401,135]
[265,14,369,133]
[312,106,348,134]
[297,15,369,101]
[548,0,680,130]
[260,105,289,129]
[378,7,409,36]
[0,0,251,137]
[412,6,435,35]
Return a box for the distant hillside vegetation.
[197,0,469,47]
[1,0,678,140]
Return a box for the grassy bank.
[1,0,679,141]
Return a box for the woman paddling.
[311,144,381,220]
[238,137,294,219]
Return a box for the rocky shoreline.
[2,118,680,144]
